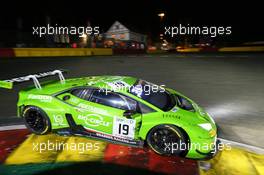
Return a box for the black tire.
[23,106,51,135]
[146,125,188,156]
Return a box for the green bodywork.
[14,76,217,159]
[0,81,13,89]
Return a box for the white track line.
[219,138,264,154]
[0,124,26,131]
[0,124,263,154]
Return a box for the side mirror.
[123,110,137,118]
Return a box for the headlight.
[198,123,212,131]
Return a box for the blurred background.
[0,0,263,50]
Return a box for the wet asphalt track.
[0,53,263,148]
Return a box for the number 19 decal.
[118,123,129,135]
[113,117,136,140]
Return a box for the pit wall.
[218,46,264,52]
[0,48,112,57]
[0,46,263,57]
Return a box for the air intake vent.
[65,114,77,128]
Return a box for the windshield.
[130,80,175,111]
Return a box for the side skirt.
[53,114,144,148]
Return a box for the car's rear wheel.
[146,125,188,156]
[23,106,51,135]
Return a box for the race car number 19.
[113,117,136,140]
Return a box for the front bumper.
[185,133,220,159]
[195,139,221,160]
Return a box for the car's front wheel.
[146,125,188,156]
[23,106,51,135]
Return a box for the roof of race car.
[22,76,138,95]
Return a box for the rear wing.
[0,70,66,89]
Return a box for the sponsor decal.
[163,114,181,119]
[87,76,124,86]
[112,117,136,140]
[69,97,80,104]
[107,81,130,91]
[28,94,52,102]
[95,132,137,145]
[53,115,67,126]
[87,80,101,86]
[78,114,110,127]
[77,103,108,115]
[104,76,124,81]
[5,70,63,83]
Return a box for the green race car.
[0,70,219,159]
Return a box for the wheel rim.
[149,127,182,155]
[25,110,46,133]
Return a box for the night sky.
[0,0,263,42]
